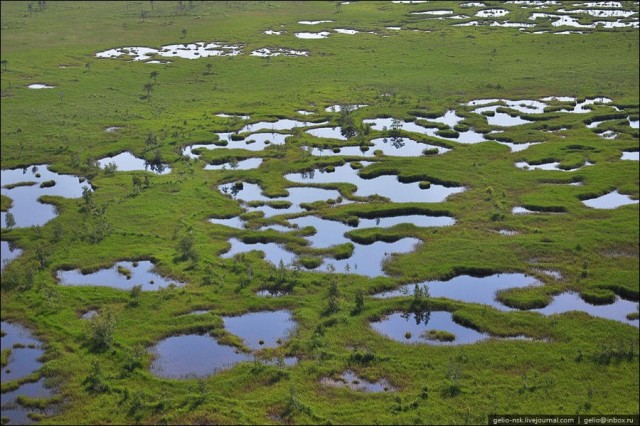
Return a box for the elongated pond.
[285,164,465,203]
[372,273,541,311]
[57,260,183,291]
[370,311,489,345]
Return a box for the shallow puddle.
[370,311,489,345]
[80,310,98,320]
[533,293,638,327]
[1,165,90,228]
[1,240,23,270]
[149,334,250,379]
[581,190,639,209]
[96,42,242,61]
[27,84,55,89]
[476,9,510,18]
[250,48,308,57]
[294,32,331,39]
[285,163,465,203]
[621,151,639,161]
[515,161,593,171]
[222,310,295,350]
[1,321,44,383]
[57,260,183,291]
[324,104,367,113]
[497,142,540,152]
[298,20,334,25]
[412,10,453,15]
[320,370,395,392]
[0,378,54,425]
[98,152,171,174]
[372,273,541,311]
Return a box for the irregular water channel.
[1,321,54,425]
[1,165,89,228]
[372,273,541,311]
[285,163,465,203]
[56,260,183,291]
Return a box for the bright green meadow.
[1,1,639,424]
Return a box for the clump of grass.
[421,329,455,342]
[580,288,616,305]
[117,265,132,279]
[39,180,56,188]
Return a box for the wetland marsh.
[1,1,638,424]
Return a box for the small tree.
[149,70,159,84]
[5,212,16,229]
[327,281,340,314]
[352,289,365,315]
[88,310,116,351]
[1,60,7,71]
[82,186,94,208]
[143,82,153,99]
[181,28,187,39]
[205,63,213,75]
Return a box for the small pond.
[306,127,349,140]
[285,163,465,203]
[222,310,296,350]
[533,292,638,327]
[1,165,90,228]
[1,321,54,425]
[1,240,23,270]
[621,151,639,161]
[320,370,395,392]
[372,273,541,311]
[57,260,183,291]
[581,190,639,209]
[182,133,290,158]
[289,214,454,248]
[241,119,324,133]
[370,311,489,345]
[97,152,171,174]
[149,334,250,379]
[220,182,347,217]
[321,237,421,276]
[205,158,263,170]
[222,239,298,266]
[362,117,488,144]
[304,137,450,157]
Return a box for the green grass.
[1,1,639,424]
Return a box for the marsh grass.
[0,0,638,424]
